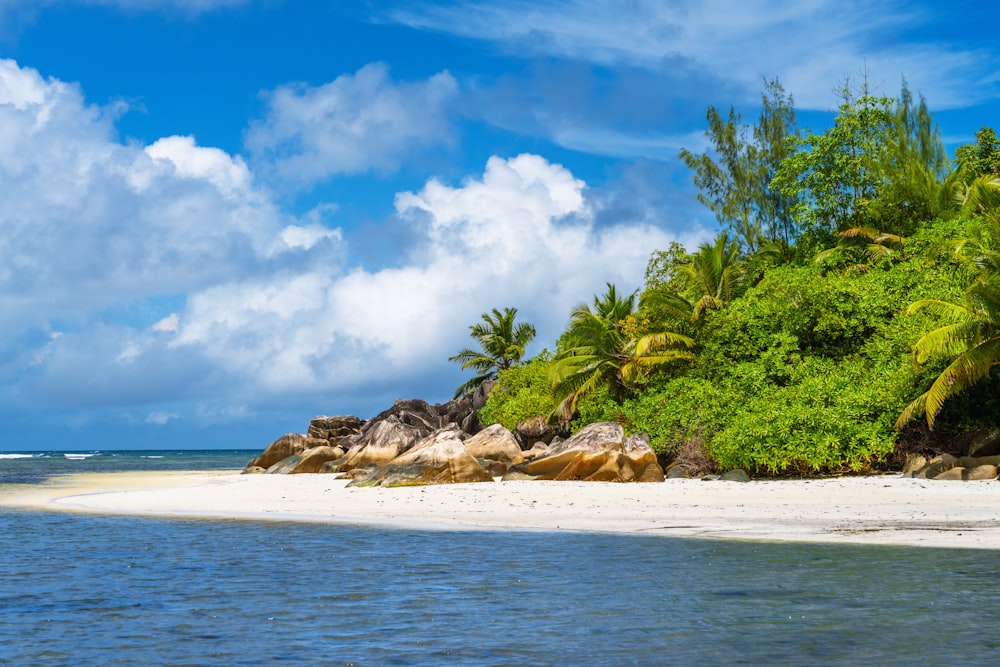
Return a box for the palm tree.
[895,276,1000,429]
[551,284,694,418]
[673,232,745,319]
[449,307,536,397]
[897,209,1000,429]
[813,227,905,269]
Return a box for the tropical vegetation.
[456,75,1000,476]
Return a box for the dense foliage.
[467,77,1000,476]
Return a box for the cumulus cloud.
[154,153,708,412]
[1,58,705,422]
[246,63,459,187]
[390,0,999,110]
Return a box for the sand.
[4,470,1000,549]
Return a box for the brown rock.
[328,416,426,472]
[248,433,326,470]
[349,427,494,487]
[503,422,665,483]
[307,415,364,442]
[963,464,999,481]
[902,454,928,477]
[916,453,959,479]
[932,466,965,481]
[515,416,557,446]
[464,424,524,465]
[242,466,266,474]
[665,463,691,479]
[287,446,347,474]
[720,469,751,483]
[967,428,1000,457]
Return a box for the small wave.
[0,453,34,459]
[140,455,165,459]
[64,453,98,460]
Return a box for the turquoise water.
[3,451,1000,665]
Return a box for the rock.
[515,416,557,447]
[286,446,346,474]
[963,465,999,481]
[932,466,966,481]
[700,474,722,481]
[915,453,959,479]
[502,422,664,483]
[242,466,266,474]
[720,469,751,483]
[966,428,1000,457]
[665,463,691,479]
[248,433,327,470]
[307,415,364,442]
[902,454,928,477]
[478,459,509,477]
[328,415,426,472]
[349,427,494,487]
[960,455,1000,469]
[464,424,524,465]
[623,434,666,482]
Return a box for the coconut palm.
[449,307,536,397]
[896,276,1000,429]
[897,210,1000,429]
[673,232,745,319]
[551,284,694,418]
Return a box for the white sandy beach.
[4,470,1000,549]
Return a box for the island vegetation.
[459,76,1000,476]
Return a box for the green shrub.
[478,352,556,431]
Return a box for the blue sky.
[1,0,999,451]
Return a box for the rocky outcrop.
[904,453,1000,481]
[270,445,347,474]
[249,433,327,470]
[327,415,427,473]
[465,424,524,465]
[307,415,364,443]
[503,422,665,482]
[348,427,494,487]
[515,416,557,447]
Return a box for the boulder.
[963,464,999,481]
[307,415,364,442]
[720,469,751,483]
[665,463,691,479]
[248,433,327,470]
[914,453,959,479]
[902,454,928,477]
[515,416,557,447]
[502,422,665,482]
[464,424,524,465]
[242,466,266,474]
[932,466,965,481]
[966,428,1000,457]
[328,415,426,472]
[522,442,550,461]
[349,427,494,487]
[286,445,346,474]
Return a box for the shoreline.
[4,470,1000,549]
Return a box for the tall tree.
[449,307,536,397]
[679,78,798,254]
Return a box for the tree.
[672,232,745,319]
[679,78,798,253]
[897,213,1000,429]
[955,127,1000,178]
[772,79,946,240]
[551,284,694,417]
[896,276,1000,429]
[449,307,536,397]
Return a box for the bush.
[478,353,556,431]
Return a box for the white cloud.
[145,410,178,425]
[157,154,708,407]
[1,59,706,421]
[390,0,999,110]
[246,63,459,187]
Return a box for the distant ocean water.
[3,451,1000,666]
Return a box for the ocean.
[2,450,999,666]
